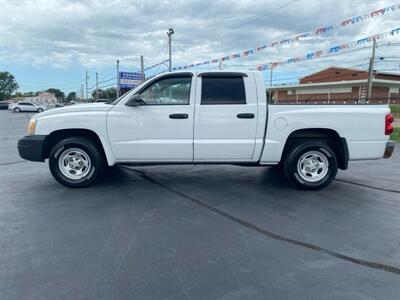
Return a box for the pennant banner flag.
[256,27,400,70]
[144,59,169,71]
[171,4,400,71]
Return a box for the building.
[28,92,58,104]
[269,67,400,104]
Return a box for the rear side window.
[201,77,246,105]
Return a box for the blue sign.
[119,72,143,89]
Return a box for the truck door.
[107,73,195,162]
[194,72,258,161]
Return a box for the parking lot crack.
[335,179,400,193]
[0,160,26,166]
[122,166,400,277]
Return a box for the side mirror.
[125,94,146,106]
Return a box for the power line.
[88,76,117,90]
[88,82,117,92]
[145,42,169,67]
[174,0,298,42]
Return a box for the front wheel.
[37,108,44,113]
[283,141,338,190]
[49,137,104,188]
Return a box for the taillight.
[385,113,394,135]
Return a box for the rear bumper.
[17,135,47,162]
[384,141,395,159]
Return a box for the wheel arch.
[43,128,115,166]
[283,128,349,170]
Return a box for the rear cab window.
[201,75,247,105]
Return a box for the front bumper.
[384,141,395,159]
[17,135,47,162]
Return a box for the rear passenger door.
[194,72,258,161]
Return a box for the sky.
[1,0,400,96]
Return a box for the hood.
[35,103,114,118]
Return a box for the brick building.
[269,67,400,104]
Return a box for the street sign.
[119,72,142,89]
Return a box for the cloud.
[1,0,399,78]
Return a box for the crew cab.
[17,71,395,189]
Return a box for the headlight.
[27,119,36,135]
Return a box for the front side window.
[140,76,191,105]
[201,76,246,105]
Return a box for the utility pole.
[140,55,145,82]
[80,84,84,99]
[167,28,174,72]
[85,71,89,100]
[366,38,376,102]
[95,72,99,101]
[116,59,120,98]
[269,63,273,103]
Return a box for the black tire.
[37,108,43,113]
[283,141,338,190]
[13,107,21,113]
[49,137,104,188]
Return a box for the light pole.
[167,28,174,72]
[96,72,99,101]
[116,59,120,98]
[269,63,273,103]
[140,55,145,82]
[366,38,376,102]
[85,71,89,100]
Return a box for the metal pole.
[140,55,145,82]
[167,28,174,71]
[85,71,89,101]
[116,59,120,98]
[269,64,273,103]
[80,84,84,99]
[95,72,99,101]
[366,38,376,102]
[168,35,171,71]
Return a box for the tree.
[91,89,103,100]
[0,71,19,101]
[46,88,65,100]
[92,87,117,101]
[66,91,77,103]
[15,91,39,97]
[105,87,117,100]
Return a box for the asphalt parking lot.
[0,110,399,300]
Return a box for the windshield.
[111,79,149,105]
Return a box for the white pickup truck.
[18,71,395,190]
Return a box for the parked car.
[0,101,9,110]
[95,99,111,104]
[17,70,395,189]
[9,101,47,113]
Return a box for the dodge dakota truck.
[18,71,395,190]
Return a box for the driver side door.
[107,73,195,162]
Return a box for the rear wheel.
[283,141,338,190]
[49,137,104,188]
[13,107,21,113]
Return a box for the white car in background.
[9,101,47,113]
